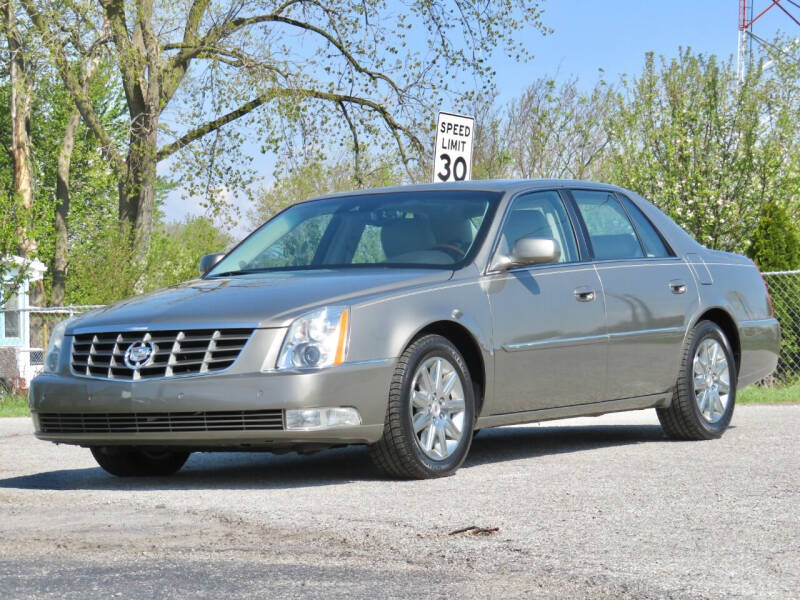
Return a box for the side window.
[618,195,672,258]
[572,190,644,260]
[498,191,579,263]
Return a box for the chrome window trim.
[485,260,598,278]
[591,256,684,267]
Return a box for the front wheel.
[369,334,475,479]
[657,320,737,440]
[91,446,190,477]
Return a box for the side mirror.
[493,237,561,270]
[199,252,226,276]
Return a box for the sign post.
[433,111,475,183]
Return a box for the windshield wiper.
[207,268,277,278]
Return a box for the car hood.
[67,269,453,333]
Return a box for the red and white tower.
[738,1,800,80]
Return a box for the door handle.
[669,280,687,295]
[574,286,596,302]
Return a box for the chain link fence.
[762,270,800,385]
[0,305,103,393]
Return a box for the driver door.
[486,190,607,414]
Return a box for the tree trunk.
[51,108,81,306]
[119,111,158,256]
[5,0,43,352]
[52,52,101,306]
[4,0,36,258]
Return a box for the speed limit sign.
[433,111,475,183]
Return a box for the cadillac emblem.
[123,340,156,370]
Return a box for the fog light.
[285,407,362,430]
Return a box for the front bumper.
[29,359,394,448]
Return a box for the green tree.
[748,199,800,383]
[143,216,235,289]
[1,47,123,304]
[30,61,127,305]
[66,215,233,305]
[21,0,549,255]
[747,201,800,271]
[602,46,800,252]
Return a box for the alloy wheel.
[692,338,731,423]
[409,356,466,460]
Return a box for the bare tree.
[504,76,613,180]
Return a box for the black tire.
[91,446,190,477]
[369,334,475,479]
[657,320,737,440]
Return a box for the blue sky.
[161,0,794,229]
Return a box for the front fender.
[347,273,494,412]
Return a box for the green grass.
[0,394,30,417]
[738,381,800,404]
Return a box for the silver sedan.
[30,180,780,479]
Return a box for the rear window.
[572,189,644,261]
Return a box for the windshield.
[207,190,500,276]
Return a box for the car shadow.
[0,424,668,491]
[466,423,666,467]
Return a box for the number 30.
[437,154,467,181]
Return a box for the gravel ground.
[0,405,798,599]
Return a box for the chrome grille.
[71,328,253,380]
[37,410,284,433]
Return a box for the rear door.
[487,190,607,414]
[569,189,698,399]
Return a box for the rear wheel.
[657,320,736,440]
[90,446,190,477]
[369,334,475,479]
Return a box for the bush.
[747,201,800,272]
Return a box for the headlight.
[43,317,74,373]
[275,307,349,370]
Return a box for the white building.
[0,256,47,388]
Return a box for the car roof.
[311,179,629,200]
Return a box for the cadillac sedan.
[30,180,780,479]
